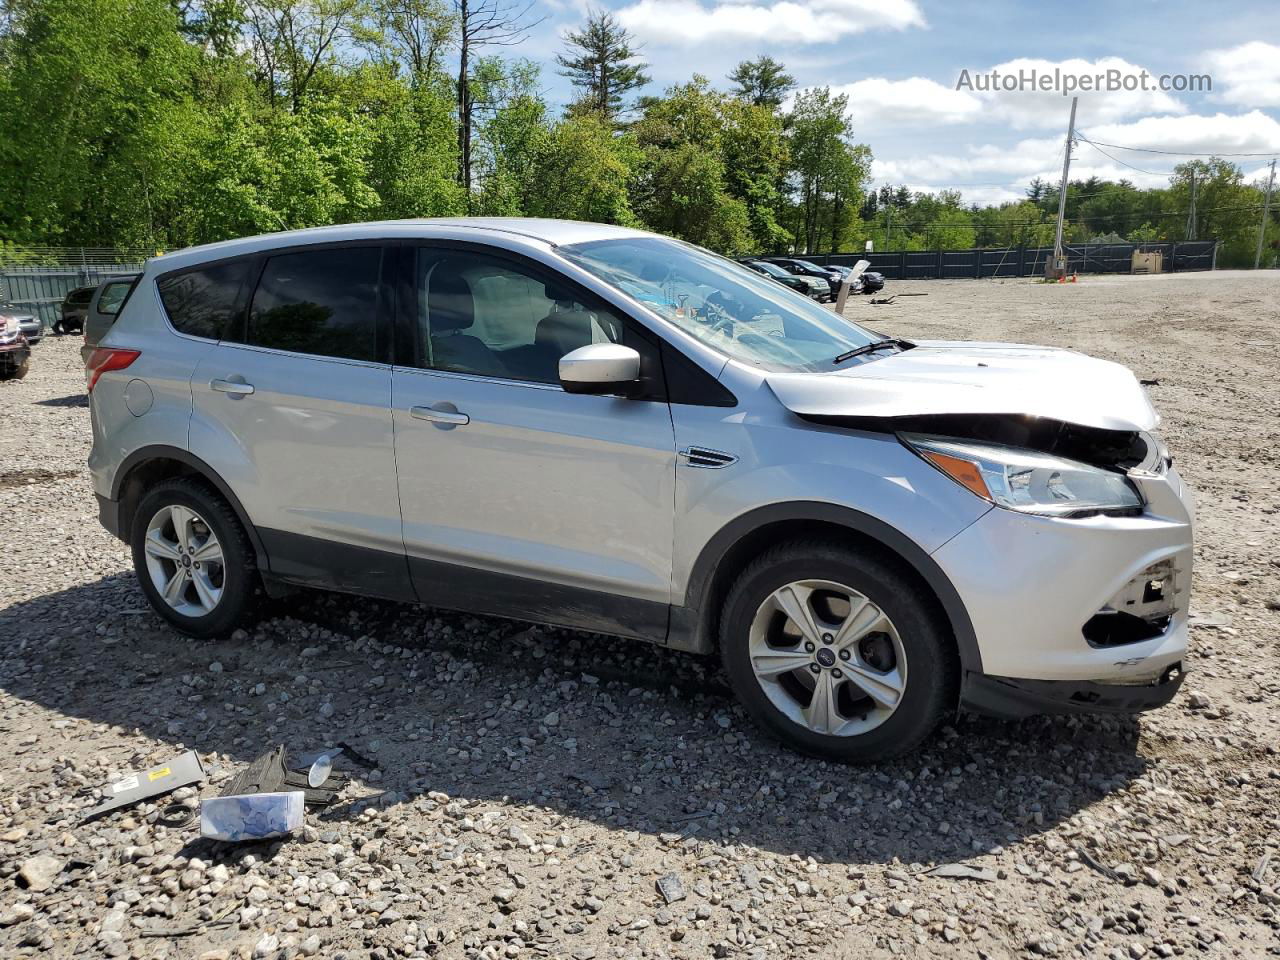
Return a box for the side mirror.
[558,343,641,395]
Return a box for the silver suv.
[88,219,1193,761]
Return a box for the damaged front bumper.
[935,462,1195,715]
[962,662,1186,718]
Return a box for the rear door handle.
[410,405,469,426]
[211,378,254,396]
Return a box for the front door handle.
[210,377,254,396]
[410,405,469,426]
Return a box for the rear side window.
[157,261,252,340]
[246,247,381,362]
[97,281,134,316]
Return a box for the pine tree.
[728,56,795,110]
[555,9,649,121]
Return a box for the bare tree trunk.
[456,0,471,200]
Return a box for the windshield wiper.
[832,337,914,365]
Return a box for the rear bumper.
[962,662,1186,718]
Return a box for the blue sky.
[517,0,1280,205]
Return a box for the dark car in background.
[765,257,846,293]
[56,285,96,334]
[738,259,831,301]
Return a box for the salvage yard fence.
[0,247,148,330]
[809,240,1220,280]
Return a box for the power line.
[1073,137,1280,159]
[1076,135,1177,178]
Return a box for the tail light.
[86,347,140,392]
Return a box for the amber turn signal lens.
[921,450,992,501]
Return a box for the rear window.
[157,261,252,340]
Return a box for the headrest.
[535,309,595,356]
[428,269,474,333]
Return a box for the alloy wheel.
[747,579,907,737]
[142,504,225,617]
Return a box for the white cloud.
[868,111,1280,203]
[832,77,982,128]
[614,0,924,47]
[1203,42,1280,108]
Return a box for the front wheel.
[130,479,257,638]
[719,540,957,762]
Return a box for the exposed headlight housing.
[0,316,18,344]
[901,434,1144,518]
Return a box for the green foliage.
[727,55,794,110]
[555,8,648,122]
[1,8,1269,263]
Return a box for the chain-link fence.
[0,247,150,330]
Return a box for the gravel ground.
[2,270,1279,960]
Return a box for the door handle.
[410,405,469,426]
[210,377,254,396]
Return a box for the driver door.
[390,244,678,640]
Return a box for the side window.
[157,260,252,340]
[247,247,382,362]
[412,248,625,385]
[97,281,132,316]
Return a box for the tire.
[12,356,29,379]
[130,478,257,638]
[719,539,957,762]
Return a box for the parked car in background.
[0,315,31,380]
[56,286,95,334]
[0,299,42,344]
[740,259,830,301]
[81,275,139,367]
[766,257,846,295]
[88,219,1192,762]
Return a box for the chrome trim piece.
[679,446,737,469]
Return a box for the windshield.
[560,237,878,372]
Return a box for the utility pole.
[1255,159,1276,269]
[1047,96,1078,280]
[1185,170,1197,241]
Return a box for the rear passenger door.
[184,244,412,600]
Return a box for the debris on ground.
[80,749,205,821]
[200,791,305,842]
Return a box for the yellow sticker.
[148,767,171,781]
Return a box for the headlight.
[0,316,17,343]
[901,434,1143,518]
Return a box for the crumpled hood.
[766,340,1158,432]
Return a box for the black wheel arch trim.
[674,501,982,673]
[109,445,270,569]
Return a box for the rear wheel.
[130,479,256,637]
[720,540,957,762]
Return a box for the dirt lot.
[1,270,1279,960]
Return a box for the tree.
[452,0,541,199]
[555,8,648,122]
[728,55,794,110]
[243,0,366,111]
[367,0,456,83]
[785,87,871,252]
[632,77,752,252]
